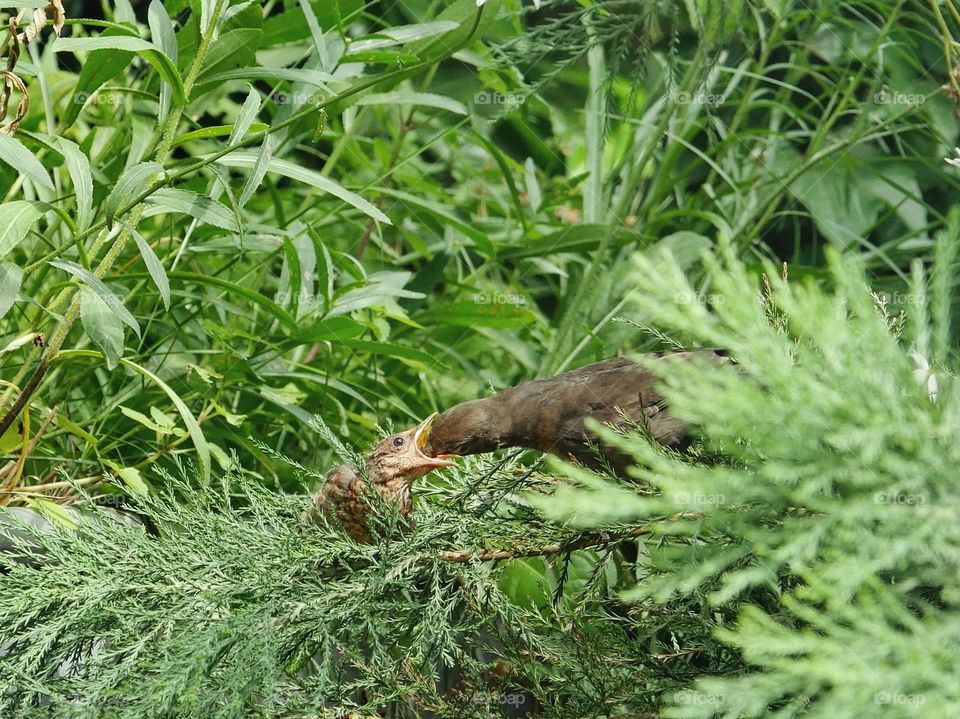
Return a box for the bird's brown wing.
[307,464,373,543]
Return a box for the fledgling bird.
[307,413,456,543]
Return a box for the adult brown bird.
[307,413,456,543]
[422,350,728,476]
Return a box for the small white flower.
[909,350,939,403]
[946,148,960,168]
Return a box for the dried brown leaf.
[0,70,28,135]
[6,16,20,70]
[17,7,48,45]
[47,0,65,36]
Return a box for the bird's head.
[366,413,457,488]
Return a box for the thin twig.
[0,403,57,489]
[0,359,48,449]
[0,475,102,495]
[437,525,649,564]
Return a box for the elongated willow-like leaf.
[53,35,186,104]
[215,153,390,224]
[0,134,54,191]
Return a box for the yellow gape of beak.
[412,413,455,468]
[415,412,436,451]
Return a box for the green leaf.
[0,262,24,320]
[341,50,418,65]
[346,21,459,53]
[105,161,166,229]
[336,339,442,369]
[657,230,712,268]
[64,42,134,126]
[0,333,37,355]
[147,1,177,63]
[117,357,211,485]
[27,498,80,529]
[311,227,335,305]
[201,67,333,88]
[0,201,43,259]
[197,28,261,80]
[238,135,275,209]
[418,301,538,328]
[355,91,467,115]
[523,157,542,213]
[289,316,365,346]
[259,383,307,406]
[113,465,151,497]
[328,271,424,318]
[124,223,170,309]
[215,152,391,224]
[500,225,637,260]
[173,122,268,148]
[152,407,177,432]
[51,260,140,337]
[376,188,488,251]
[148,0,178,119]
[261,0,362,46]
[0,413,21,452]
[54,138,94,232]
[120,405,168,434]
[119,405,184,437]
[298,0,329,68]
[55,413,98,446]
[500,558,550,611]
[186,364,221,384]
[209,443,234,471]
[0,134,54,191]
[143,188,240,231]
[210,400,245,427]
[79,286,124,370]
[53,36,186,104]
[227,86,263,145]
[151,271,297,330]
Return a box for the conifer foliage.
[2,217,958,717]
[534,219,960,718]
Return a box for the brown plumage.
[307,414,455,543]
[422,350,728,476]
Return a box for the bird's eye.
[393,437,404,447]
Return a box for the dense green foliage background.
[0,0,958,716]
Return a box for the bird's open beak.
[413,413,457,469]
